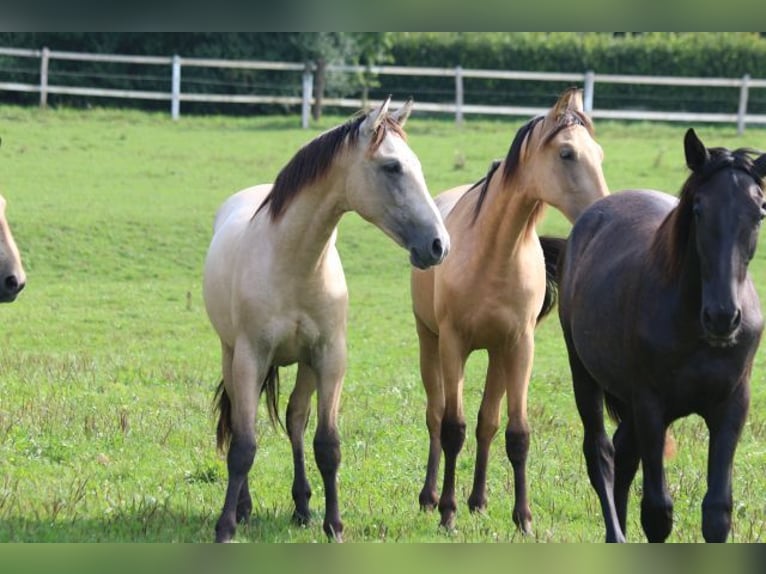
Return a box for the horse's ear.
[684,128,709,172]
[390,97,414,127]
[361,96,392,135]
[753,154,766,181]
[552,88,583,118]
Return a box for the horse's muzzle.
[0,273,25,303]
[410,235,450,269]
[701,305,741,347]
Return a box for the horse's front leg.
[564,330,624,542]
[437,325,468,530]
[467,347,507,516]
[701,382,749,543]
[287,362,317,525]
[215,339,264,543]
[313,341,347,541]
[633,392,673,542]
[612,414,640,536]
[415,316,444,511]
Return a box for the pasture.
[0,104,764,542]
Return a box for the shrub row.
[380,33,766,115]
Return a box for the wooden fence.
[1,46,766,133]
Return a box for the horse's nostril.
[702,308,713,329]
[4,275,18,292]
[732,308,742,329]
[431,238,443,259]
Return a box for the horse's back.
[564,189,675,269]
[559,189,679,390]
[213,184,273,233]
[204,184,273,346]
[435,184,474,220]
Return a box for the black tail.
[214,379,232,454]
[213,366,284,454]
[537,235,567,323]
[261,366,284,433]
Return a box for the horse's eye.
[559,147,575,161]
[382,160,402,175]
[693,203,702,218]
[761,203,766,220]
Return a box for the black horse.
[546,128,766,542]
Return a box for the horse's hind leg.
[416,317,443,511]
[701,383,749,543]
[612,413,640,535]
[564,333,624,542]
[215,339,263,543]
[287,362,316,525]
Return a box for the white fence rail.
[1,46,766,133]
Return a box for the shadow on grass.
[0,508,324,542]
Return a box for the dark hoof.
[292,508,311,527]
[467,494,487,514]
[438,510,456,531]
[214,518,236,543]
[512,509,533,535]
[236,502,252,524]
[323,520,344,542]
[419,489,439,511]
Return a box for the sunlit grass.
[0,104,764,541]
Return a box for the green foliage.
[384,32,766,114]
[0,33,393,114]
[0,104,764,541]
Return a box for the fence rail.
[1,46,765,133]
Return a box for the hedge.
[379,33,766,115]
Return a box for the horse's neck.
[269,180,345,275]
[473,169,544,262]
[652,215,703,317]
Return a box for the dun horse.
[411,89,608,532]
[0,193,26,302]
[552,129,765,542]
[203,98,449,542]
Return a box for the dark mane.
[471,108,594,224]
[256,113,405,221]
[652,146,764,279]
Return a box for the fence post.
[455,66,464,125]
[301,62,313,129]
[39,46,50,108]
[737,74,750,135]
[583,70,595,113]
[171,54,181,120]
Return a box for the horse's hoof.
[438,511,456,531]
[467,495,487,514]
[323,520,344,542]
[292,509,311,527]
[419,490,439,511]
[513,511,533,535]
[236,504,252,525]
[214,521,236,543]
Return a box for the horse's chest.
[637,340,754,413]
[270,314,326,366]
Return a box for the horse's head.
[343,97,449,269]
[524,88,609,222]
[0,194,26,303]
[683,128,766,347]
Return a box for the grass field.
[0,103,765,542]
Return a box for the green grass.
[0,104,765,542]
